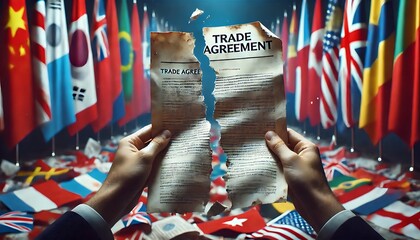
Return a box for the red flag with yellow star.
[0,0,37,148]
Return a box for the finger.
[265,131,296,166]
[139,130,171,163]
[286,128,308,148]
[123,125,153,149]
[287,128,319,157]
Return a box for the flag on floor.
[286,4,298,119]
[247,210,315,240]
[321,147,353,180]
[0,180,81,212]
[359,0,395,144]
[68,0,98,135]
[0,211,33,234]
[106,0,125,122]
[281,11,288,86]
[0,0,37,148]
[367,201,420,239]
[295,0,311,122]
[337,0,367,129]
[42,0,76,141]
[117,0,133,101]
[320,0,344,129]
[31,0,52,126]
[91,0,113,132]
[329,175,371,197]
[388,0,420,148]
[122,201,151,227]
[307,0,324,127]
[59,168,107,198]
[338,185,405,215]
[142,4,151,80]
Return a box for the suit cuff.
[72,204,114,240]
[317,209,356,240]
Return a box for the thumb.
[265,131,297,167]
[138,130,171,164]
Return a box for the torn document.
[149,32,211,213]
[204,21,288,209]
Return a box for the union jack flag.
[320,0,344,129]
[338,0,367,128]
[122,201,151,227]
[91,0,109,61]
[321,147,353,180]
[0,211,33,233]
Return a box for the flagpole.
[332,125,337,146]
[124,124,127,136]
[350,127,355,153]
[409,148,415,172]
[76,132,80,151]
[377,140,383,162]
[15,144,20,167]
[317,124,321,141]
[97,131,101,144]
[303,121,307,135]
[110,124,115,141]
[52,137,56,157]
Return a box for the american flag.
[91,0,109,62]
[320,0,344,129]
[0,211,33,233]
[246,210,316,240]
[338,0,367,128]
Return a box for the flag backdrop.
[117,0,134,102]
[0,85,4,131]
[31,0,52,127]
[337,0,367,129]
[142,4,151,80]
[320,0,343,129]
[281,11,288,87]
[42,0,75,141]
[68,0,98,135]
[0,0,37,148]
[295,0,311,122]
[388,0,420,148]
[106,0,125,122]
[359,0,395,145]
[286,4,298,120]
[91,0,113,132]
[307,0,324,127]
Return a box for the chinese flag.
[0,0,37,148]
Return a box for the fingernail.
[265,131,276,141]
[162,130,171,139]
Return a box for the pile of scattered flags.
[0,127,419,240]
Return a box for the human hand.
[265,129,344,232]
[86,125,171,226]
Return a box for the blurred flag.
[31,0,52,126]
[307,0,324,126]
[91,0,113,132]
[281,11,288,86]
[337,0,367,129]
[359,0,395,144]
[0,180,81,212]
[320,0,344,129]
[295,0,311,122]
[117,0,133,101]
[0,0,37,148]
[106,0,125,122]
[122,201,151,227]
[329,175,371,197]
[0,211,33,234]
[142,5,151,80]
[321,147,352,180]
[68,0,98,135]
[59,168,106,198]
[286,4,298,119]
[0,85,3,131]
[42,0,76,141]
[367,201,420,239]
[388,0,420,148]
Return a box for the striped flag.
[388,0,420,148]
[106,0,125,122]
[117,0,133,101]
[0,211,33,234]
[59,168,107,198]
[42,0,76,141]
[337,0,367,129]
[142,5,151,80]
[307,0,324,126]
[359,0,395,144]
[31,0,52,126]
[320,0,344,129]
[281,11,288,86]
[0,180,81,212]
[295,0,311,122]
[68,0,98,135]
[91,0,113,132]
[0,0,37,148]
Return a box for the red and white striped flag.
[31,0,52,126]
[67,0,98,135]
[320,0,344,129]
[338,0,367,128]
[307,0,324,126]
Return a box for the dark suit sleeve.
[330,216,384,240]
[35,211,102,240]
